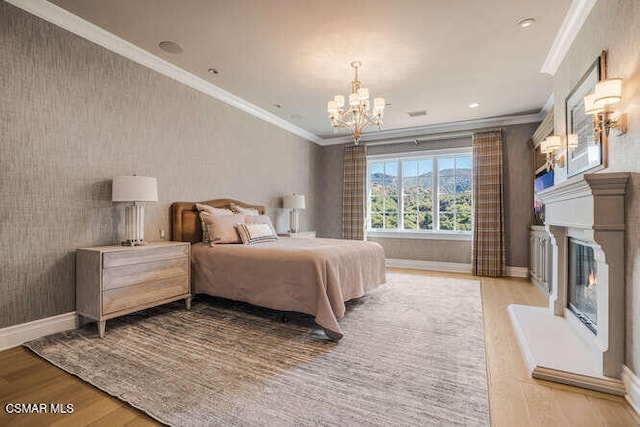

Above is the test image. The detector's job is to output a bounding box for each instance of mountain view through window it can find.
[368,153,472,232]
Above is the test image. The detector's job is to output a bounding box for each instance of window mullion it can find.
[366,162,371,230]
[398,160,403,230]
[453,157,457,231]
[433,157,439,232]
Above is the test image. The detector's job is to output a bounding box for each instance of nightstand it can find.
[278,231,317,239]
[76,241,190,337]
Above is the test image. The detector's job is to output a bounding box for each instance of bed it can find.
[171,199,386,340]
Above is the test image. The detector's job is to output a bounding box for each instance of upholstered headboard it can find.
[170,199,266,243]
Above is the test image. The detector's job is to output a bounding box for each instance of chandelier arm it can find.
[331,116,356,130]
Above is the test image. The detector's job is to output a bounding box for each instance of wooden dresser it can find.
[76,241,191,337]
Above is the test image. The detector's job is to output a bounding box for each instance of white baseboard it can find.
[623,365,640,416]
[506,266,530,278]
[386,258,529,278]
[386,258,471,273]
[0,312,77,351]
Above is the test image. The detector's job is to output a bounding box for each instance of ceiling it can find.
[49,0,572,142]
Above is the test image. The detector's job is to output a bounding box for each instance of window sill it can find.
[366,230,472,241]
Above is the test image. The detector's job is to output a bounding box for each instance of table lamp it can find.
[112,175,158,245]
[283,194,305,234]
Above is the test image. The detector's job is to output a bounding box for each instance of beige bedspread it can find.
[191,237,386,340]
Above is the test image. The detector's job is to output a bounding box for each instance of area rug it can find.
[25,272,489,426]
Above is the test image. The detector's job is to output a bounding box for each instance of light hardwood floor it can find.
[1,269,637,426]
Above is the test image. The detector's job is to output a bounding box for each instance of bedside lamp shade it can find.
[283,194,305,210]
[112,176,158,202]
[283,194,305,234]
[112,176,158,246]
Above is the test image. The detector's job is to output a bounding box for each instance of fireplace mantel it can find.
[539,172,629,231]
[509,172,629,395]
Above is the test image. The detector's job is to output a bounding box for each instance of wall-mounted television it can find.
[533,169,554,225]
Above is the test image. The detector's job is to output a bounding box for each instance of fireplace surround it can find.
[509,172,629,395]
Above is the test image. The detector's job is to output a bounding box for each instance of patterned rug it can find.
[25,272,489,426]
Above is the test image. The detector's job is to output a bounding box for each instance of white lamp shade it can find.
[593,78,622,107]
[112,176,158,202]
[546,135,562,151]
[334,95,345,107]
[539,138,550,154]
[584,92,603,114]
[567,134,579,150]
[283,194,305,209]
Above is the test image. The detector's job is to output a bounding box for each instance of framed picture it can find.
[565,56,605,177]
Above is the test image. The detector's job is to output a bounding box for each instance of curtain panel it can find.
[471,130,506,277]
[342,145,367,240]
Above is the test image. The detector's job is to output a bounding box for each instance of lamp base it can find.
[123,203,146,246]
[289,209,299,234]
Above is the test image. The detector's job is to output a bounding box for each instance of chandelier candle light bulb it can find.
[327,61,386,144]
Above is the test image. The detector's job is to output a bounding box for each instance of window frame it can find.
[366,147,473,240]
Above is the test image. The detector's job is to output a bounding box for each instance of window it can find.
[367,149,473,236]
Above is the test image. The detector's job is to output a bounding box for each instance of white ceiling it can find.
[49,0,572,141]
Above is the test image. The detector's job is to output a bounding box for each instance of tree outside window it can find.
[367,152,472,233]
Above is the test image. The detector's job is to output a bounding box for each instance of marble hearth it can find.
[509,172,629,395]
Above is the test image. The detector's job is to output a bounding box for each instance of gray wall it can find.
[318,124,537,268]
[0,3,320,328]
[550,0,640,374]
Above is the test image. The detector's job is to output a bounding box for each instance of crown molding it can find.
[8,0,552,148]
[318,113,544,146]
[541,0,597,75]
[7,0,323,144]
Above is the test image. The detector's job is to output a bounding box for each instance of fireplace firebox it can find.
[568,239,597,333]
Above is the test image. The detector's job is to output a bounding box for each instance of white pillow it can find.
[195,203,233,216]
[236,223,278,245]
[230,204,261,216]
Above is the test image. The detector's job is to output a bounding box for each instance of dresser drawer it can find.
[102,275,188,315]
[103,258,188,290]
[103,244,188,268]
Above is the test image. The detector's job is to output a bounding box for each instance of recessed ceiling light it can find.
[273,104,282,109]
[518,18,535,28]
[407,110,427,117]
[207,67,219,75]
[468,102,480,108]
[158,40,183,54]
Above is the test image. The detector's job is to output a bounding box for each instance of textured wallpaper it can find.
[0,2,320,328]
[551,0,640,373]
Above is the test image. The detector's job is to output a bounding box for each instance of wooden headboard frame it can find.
[170,199,266,243]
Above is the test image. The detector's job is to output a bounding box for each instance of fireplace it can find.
[568,239,597,334]
[508,172,629,395]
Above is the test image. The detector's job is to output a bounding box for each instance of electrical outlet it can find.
[160,229,166,239]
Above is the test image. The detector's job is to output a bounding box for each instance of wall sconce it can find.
[567,134,579,152]
[584,78,627,138]
[540,135,564,170]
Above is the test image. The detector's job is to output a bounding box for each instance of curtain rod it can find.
[362,125,504,147]
[364,131,473,147]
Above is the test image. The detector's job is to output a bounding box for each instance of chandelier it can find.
[327,61,385,145]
